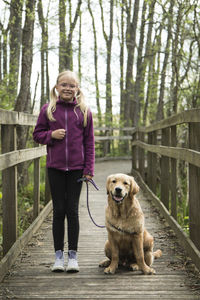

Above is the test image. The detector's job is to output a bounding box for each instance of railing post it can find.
[147,132,157,192]
[188,123,200,250]
[1,125,17,255]
[147,132,153,189]
[138,131,145,179]
[170,125,177,220]
[45,163,51,205]
[151,131,157,194]
[33,143,40,219]
[132,130,138,171]
[161,128,170,209]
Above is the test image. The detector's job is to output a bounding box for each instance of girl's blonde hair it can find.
[47,70,88,127]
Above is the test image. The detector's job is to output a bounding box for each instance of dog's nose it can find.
[115,187,122,194]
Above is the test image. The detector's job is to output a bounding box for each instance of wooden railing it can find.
[0,109,47,256]
[132,108,200,270]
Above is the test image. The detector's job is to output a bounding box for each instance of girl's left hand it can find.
[83,174,93,181]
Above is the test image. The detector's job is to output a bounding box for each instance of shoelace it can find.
[77,177,105,228]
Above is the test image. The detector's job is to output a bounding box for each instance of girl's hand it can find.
[83,174,93,181]
[51,129,66,140]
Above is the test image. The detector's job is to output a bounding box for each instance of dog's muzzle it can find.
[111,187,127,204]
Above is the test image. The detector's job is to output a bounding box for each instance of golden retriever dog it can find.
[99,173,162,275]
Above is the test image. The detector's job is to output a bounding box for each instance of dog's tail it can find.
[153,249,162,259]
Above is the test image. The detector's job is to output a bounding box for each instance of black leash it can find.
[77,177,105,228]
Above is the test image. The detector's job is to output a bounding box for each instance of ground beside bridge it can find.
[0,160,200,299]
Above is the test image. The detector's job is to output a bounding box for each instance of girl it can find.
[33,70,95,272]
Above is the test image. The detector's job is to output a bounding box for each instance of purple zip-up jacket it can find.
[33,98,95,176]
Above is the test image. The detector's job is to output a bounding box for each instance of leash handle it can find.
[77,177,99,190]
[77,177,105,229]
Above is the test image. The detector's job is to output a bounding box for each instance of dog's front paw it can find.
[143,266,156,275]
[99,259,110,268]
[130,263,139,271]
[104,266,116,274]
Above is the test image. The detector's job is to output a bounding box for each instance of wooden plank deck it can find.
[1,160,200,300]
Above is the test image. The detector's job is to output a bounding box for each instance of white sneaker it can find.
[51,250,64,272]
[66,250,79,273]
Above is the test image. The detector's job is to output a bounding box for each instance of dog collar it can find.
[107,221,137,235]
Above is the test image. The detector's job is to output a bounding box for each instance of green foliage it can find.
[17,182,45,237]
[0,77,13,110]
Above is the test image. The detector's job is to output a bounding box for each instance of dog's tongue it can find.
[113,195,123,202]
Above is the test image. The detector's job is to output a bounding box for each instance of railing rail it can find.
[132,108,200,270]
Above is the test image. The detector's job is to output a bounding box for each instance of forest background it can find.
[1,0,200,127]
[0,0,200,253]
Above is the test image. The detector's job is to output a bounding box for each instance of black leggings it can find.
[48,168,83,252]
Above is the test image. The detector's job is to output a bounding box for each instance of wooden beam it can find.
[161,128,170,210]
[132,141,200,168]
[188,123,200,251]
[0,109,38,125]
[134,109,200,133]
[138,131,145,179]
[0,146,47,171]
[33,144,40,219]
[0,110,18,124]
[94,127,135,131]
[151,131,157,195]
[147,133,153,190]
[18,112,38,125]
[170,126,177,220]
[95,136,132,141]
[1,125,17,255]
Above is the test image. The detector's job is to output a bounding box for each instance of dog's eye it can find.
[112,180,116,183]
[124,181,128,185]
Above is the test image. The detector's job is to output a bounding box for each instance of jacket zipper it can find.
[65,109,69,170]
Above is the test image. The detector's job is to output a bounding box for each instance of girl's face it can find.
[56,75,78,102]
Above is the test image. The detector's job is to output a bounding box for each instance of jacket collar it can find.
[57,96,77,106]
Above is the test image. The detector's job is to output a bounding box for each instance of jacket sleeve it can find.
[33,104,54,146]
[83,109,95,176]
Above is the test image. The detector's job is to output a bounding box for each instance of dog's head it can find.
[106,173,139,205]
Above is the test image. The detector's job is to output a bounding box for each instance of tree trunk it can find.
[78,12,82,81]
[38,0,50,108]
[15,0,36,113]
[3,28,8,79]
[124,0,140,127]
[88,0,102,128]
[156,0,174,121]
[8,0,23,105]
[119,1,125,123]
[143,25,162,125]
[59,0,67,72]
[14,0,36,187]
[99,0,114,155]
[59,0,82,71]
[133,0,147,126]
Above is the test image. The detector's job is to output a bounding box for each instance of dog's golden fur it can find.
[99,173,162,275]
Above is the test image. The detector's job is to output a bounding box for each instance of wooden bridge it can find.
[0,108,200,299]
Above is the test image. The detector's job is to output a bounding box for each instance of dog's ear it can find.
[130,176,139,195]
[106,175,113,195]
